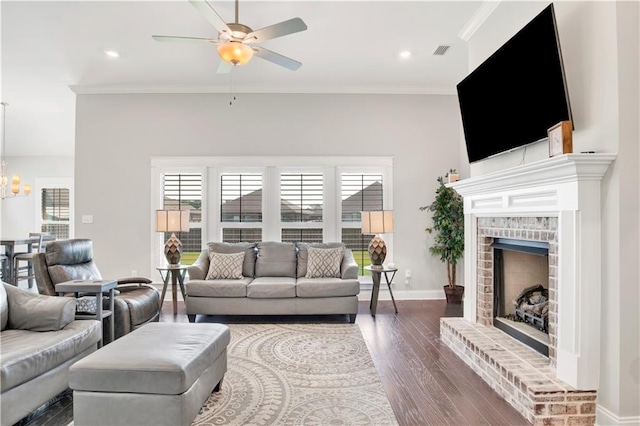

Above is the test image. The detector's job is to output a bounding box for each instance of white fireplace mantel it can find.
[450,153,616,390]
[451,153,617,197]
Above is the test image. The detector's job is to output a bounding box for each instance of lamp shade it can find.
[156,210,190,233]
[361,210,394,234]
[217,41,254,66]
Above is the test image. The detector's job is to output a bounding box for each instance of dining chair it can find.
[13,233,49,288]
[0,254,8,282]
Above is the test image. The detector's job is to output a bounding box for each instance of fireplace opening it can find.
[492,238,549,356]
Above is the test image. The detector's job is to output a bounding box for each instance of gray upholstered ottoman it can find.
[69,323,230,426]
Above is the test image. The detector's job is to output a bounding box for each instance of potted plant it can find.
[420,170,465,304]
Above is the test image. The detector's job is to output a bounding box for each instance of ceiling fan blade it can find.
[188,0,232,36]
[217,61,233,74]
[245,18,307,43]
[252,46,302,71]
[152,35,219,44]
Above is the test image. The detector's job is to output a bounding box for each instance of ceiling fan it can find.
[153,0,307,73]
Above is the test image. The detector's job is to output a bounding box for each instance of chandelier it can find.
[1,102,30,199]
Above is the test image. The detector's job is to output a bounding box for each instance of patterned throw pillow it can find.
[206,252,245,280]
[305,247,344,278]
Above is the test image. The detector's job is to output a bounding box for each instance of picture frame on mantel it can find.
[548,120,573,157]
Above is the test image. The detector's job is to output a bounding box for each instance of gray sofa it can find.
[0,282,102,426]
[186,242,360,322]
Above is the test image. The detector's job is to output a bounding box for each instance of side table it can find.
[55,279,117,347]
[157,265,188,315]
[364,265,398,316]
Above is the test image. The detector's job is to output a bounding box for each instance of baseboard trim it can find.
[358,289,445,301]
[597,405,640,425]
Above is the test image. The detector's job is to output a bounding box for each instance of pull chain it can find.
[229,71,237,106]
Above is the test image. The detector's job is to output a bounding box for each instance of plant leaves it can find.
[419,173,464,287]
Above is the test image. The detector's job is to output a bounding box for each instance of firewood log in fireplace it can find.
[511,284,549,331]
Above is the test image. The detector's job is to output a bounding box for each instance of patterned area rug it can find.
[194,323,398,425]
[20,323,397,426]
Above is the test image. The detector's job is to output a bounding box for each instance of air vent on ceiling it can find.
[433,45,451,56]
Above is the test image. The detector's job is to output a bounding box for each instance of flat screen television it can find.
[457,4,573,163]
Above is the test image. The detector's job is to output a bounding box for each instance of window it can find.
[281,173,323,242]
[222,228,262,243]
[151,157,392,278]
[281,229,323,243]
[162,173,202,264]
[220,173,263,243]
[41,188,70,239]
[341,173,384,275]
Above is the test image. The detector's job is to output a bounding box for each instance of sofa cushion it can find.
[187,278,252,298]
[208,242,256,278]
[296,242,345,278]
[296,278,361,298]
[255,242,297,278]
[0,283,7,331]
[247,277,296,298]
[0,320,102,392]
[206,252,245,280]
[4,284,77,332]
[305,247,344,278]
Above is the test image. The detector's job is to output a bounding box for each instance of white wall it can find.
[1,156,73,236]
[74,93,461,296]
[463,1,639,423]
[615,1,639,420]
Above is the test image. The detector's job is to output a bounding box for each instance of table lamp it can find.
[156,210,190,265]
[361,210,394,268]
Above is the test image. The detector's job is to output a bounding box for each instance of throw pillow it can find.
[296,242,346,278]
[206,251,245,280]
[305,247,344,278]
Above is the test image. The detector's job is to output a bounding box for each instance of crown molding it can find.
[458,0,502,41]
[68,84,456,96]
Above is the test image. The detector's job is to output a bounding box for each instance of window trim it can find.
[34,177,74,240]
[218,168,265,243]
[337,167,393,280]
[279,170,325,246]
[150,157,392,278]
[150,166,207,272]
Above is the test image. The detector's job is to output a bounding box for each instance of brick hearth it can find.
[441,318,597,425]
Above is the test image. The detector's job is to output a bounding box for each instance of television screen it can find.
[457,4,572,163]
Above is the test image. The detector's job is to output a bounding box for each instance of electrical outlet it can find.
[81,215,93,224]
[131,270,137,277]
[405,269,412,278]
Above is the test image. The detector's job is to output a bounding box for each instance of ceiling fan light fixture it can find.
[217,41,253,65]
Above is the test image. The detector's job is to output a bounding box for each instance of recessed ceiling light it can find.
[104,50,119,58]
[399,50,412,59]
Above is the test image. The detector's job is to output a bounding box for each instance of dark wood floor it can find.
[160,299,529,426]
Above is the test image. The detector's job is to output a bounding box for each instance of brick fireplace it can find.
[439,154,615,425]
[477,216,557,359]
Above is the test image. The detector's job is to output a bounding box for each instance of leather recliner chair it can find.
[34,239,161,340]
